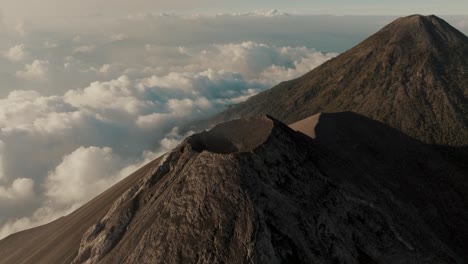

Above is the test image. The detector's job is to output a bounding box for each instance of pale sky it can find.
[0,0,467,22]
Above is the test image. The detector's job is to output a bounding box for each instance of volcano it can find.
[1,114,467,264]
[209,15,468,146]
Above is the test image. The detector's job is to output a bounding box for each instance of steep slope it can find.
[2,114,466,264]
[208,15,468,146]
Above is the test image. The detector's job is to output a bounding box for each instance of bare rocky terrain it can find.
[207,15,468,146]
[0,14,467,264]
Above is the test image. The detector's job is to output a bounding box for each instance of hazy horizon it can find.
[1,0,468,22]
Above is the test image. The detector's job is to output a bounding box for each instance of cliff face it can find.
[208,15,468,146]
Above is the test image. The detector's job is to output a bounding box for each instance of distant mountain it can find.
[208,15,468,146]
[1,113,466,264]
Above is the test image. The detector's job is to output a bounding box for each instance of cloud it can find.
[13,20,27,36]
[16,60,50,81]
[0,178,34,201]
[0,141,5,181]
[0,201,77,240]
[73,45,96,54]
[455,19,468,29]
[0,10,348,239]
[0,10,466,241]
[99,64,111,73]
[43,40,59,49]
[110,33,127,42]
[224,9,291,17]
[224,42,336,81]
[0,41,335,238]
[64,75,151,118]
[45,146,124,205]
[3,44,28,62]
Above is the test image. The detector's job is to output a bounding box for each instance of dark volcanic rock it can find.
[207,15,468,146]
[3,114,466,264]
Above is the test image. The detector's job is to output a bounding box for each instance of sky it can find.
[0,0,467,20]
[0,2,467,239]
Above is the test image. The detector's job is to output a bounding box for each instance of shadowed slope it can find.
[291,112,468,261]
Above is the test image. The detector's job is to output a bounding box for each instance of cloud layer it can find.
[0,13,338,238]
[1,9,467,240]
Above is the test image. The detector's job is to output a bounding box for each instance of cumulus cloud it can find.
[0,178,34,201]
[3,44,28,62]
[64,76,150,117]
[45,146,124,205]
[16,60,49,80]
[0,41,335,238]
[198,42,337,82]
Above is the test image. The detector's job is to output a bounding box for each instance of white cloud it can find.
[43,40,58,48]
[16,60,50,81]
[110,33,127,42]
[45,146,124,205]
[64,76,154,120]
[99,64,111,73]
[0,126,190,239]
[3,44,28,62]
[0,202,77,240]
[0,11,347,239]
[226,9,291,17]
[0,178,34,201]
[0,90,72,130]
[0,40,335,238]
[183,42,336,82]
[73,45,96,54]
[13,20,27,36]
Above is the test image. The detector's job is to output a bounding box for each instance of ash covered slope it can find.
[209,15,468,146]
[3,114,465,264]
